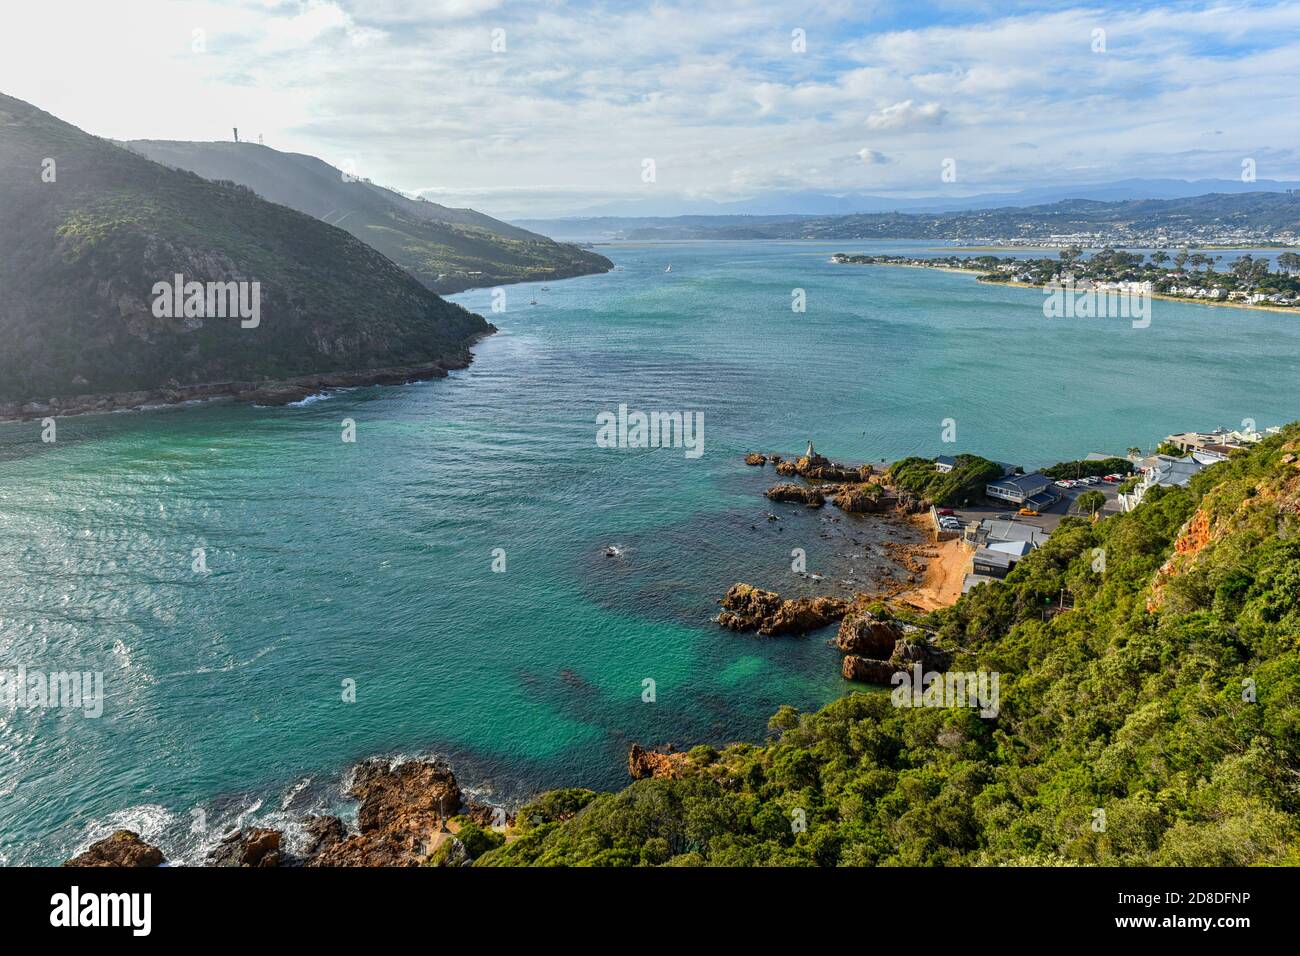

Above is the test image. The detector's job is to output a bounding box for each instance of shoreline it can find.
[842,260,1300,314]
[432,259,615,296]
[0,328,497,425]
[1,248,614,426]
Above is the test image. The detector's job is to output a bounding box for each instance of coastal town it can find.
[730,423,1281,684]
[831,248,1300,309]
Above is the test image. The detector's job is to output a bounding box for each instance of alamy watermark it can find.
[1043,278,1150,329]
[596,404,704,459]
[891,664,999,718]
[1,667,104,718]
[151,274,261,328]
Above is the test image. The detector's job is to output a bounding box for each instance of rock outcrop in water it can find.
[628,744,689,780]
[838,607,953,684]
[63,830,165,867]
[770,444,871,483]
[765,483,826,507]
[65,756,514,868]
[309,758,463,867]
[831,482,890,513]
[717,583,848,636]
[209,827,283,867]
[835,610,905,657]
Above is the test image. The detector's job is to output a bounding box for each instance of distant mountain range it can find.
[125,140,611,294]
[517,177,1300,233]
[0,92,492,407]
[518,192,1300,243]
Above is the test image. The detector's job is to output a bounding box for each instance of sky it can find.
[2,0,1298,218]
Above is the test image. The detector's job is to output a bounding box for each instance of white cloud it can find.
[857,147,891,164]
[0,0,1296,217]
[865,100,947,131]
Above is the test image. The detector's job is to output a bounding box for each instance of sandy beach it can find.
[896,535,968,612]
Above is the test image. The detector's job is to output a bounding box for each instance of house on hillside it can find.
[1119,452,1218,512]
[965,518,1051,551]
[986,472,1057,509]
[935,455,957,473]
[972,540,1034,579]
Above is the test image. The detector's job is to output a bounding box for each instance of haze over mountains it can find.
[126,140,612,294]
[518,191,1300,243]
[0,92,492,408]
[515,177,1300,225]
[517,180,1300,240]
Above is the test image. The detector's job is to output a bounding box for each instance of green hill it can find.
[0,93,493,407]
[125,139,613,294]
[479,426,1300,866]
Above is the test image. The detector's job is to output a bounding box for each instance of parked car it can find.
[1054,480,1072,488]
[937,508,955,516]
[1018,507,1040,517]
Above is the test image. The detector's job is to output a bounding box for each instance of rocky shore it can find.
[717,583,848,636]
[835,607,951,683]
[63,755,511,868]
[0,330,495,424]
[728,443,959,683]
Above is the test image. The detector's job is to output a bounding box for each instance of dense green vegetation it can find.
[1075,489,1106,515]
[0,93,492,404]
[1043,457,1134,479]
[480,426,1300,866]
[126,140,612,294]
[889,454,1005,506]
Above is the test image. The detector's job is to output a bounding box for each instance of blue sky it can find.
[3,0,1298,217]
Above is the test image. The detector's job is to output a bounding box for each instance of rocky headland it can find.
[0,330,494,423]
[729,443,960,681]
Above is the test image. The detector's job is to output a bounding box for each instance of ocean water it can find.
[1,240,1297,865]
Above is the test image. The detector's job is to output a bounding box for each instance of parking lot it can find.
[934,474,1125,538]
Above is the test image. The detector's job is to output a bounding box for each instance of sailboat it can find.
[664,264,672,273]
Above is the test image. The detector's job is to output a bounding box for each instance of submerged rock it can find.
[63,830,165,867]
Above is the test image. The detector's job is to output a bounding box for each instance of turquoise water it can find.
[1,240,1297,864]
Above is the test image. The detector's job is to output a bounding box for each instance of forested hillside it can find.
[126,140,613,294]
[0,93,492,405]
[480,426,1300,866]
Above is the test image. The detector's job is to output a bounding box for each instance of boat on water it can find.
[664,264,672,273]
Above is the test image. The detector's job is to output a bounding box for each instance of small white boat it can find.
[664,264,672,273]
